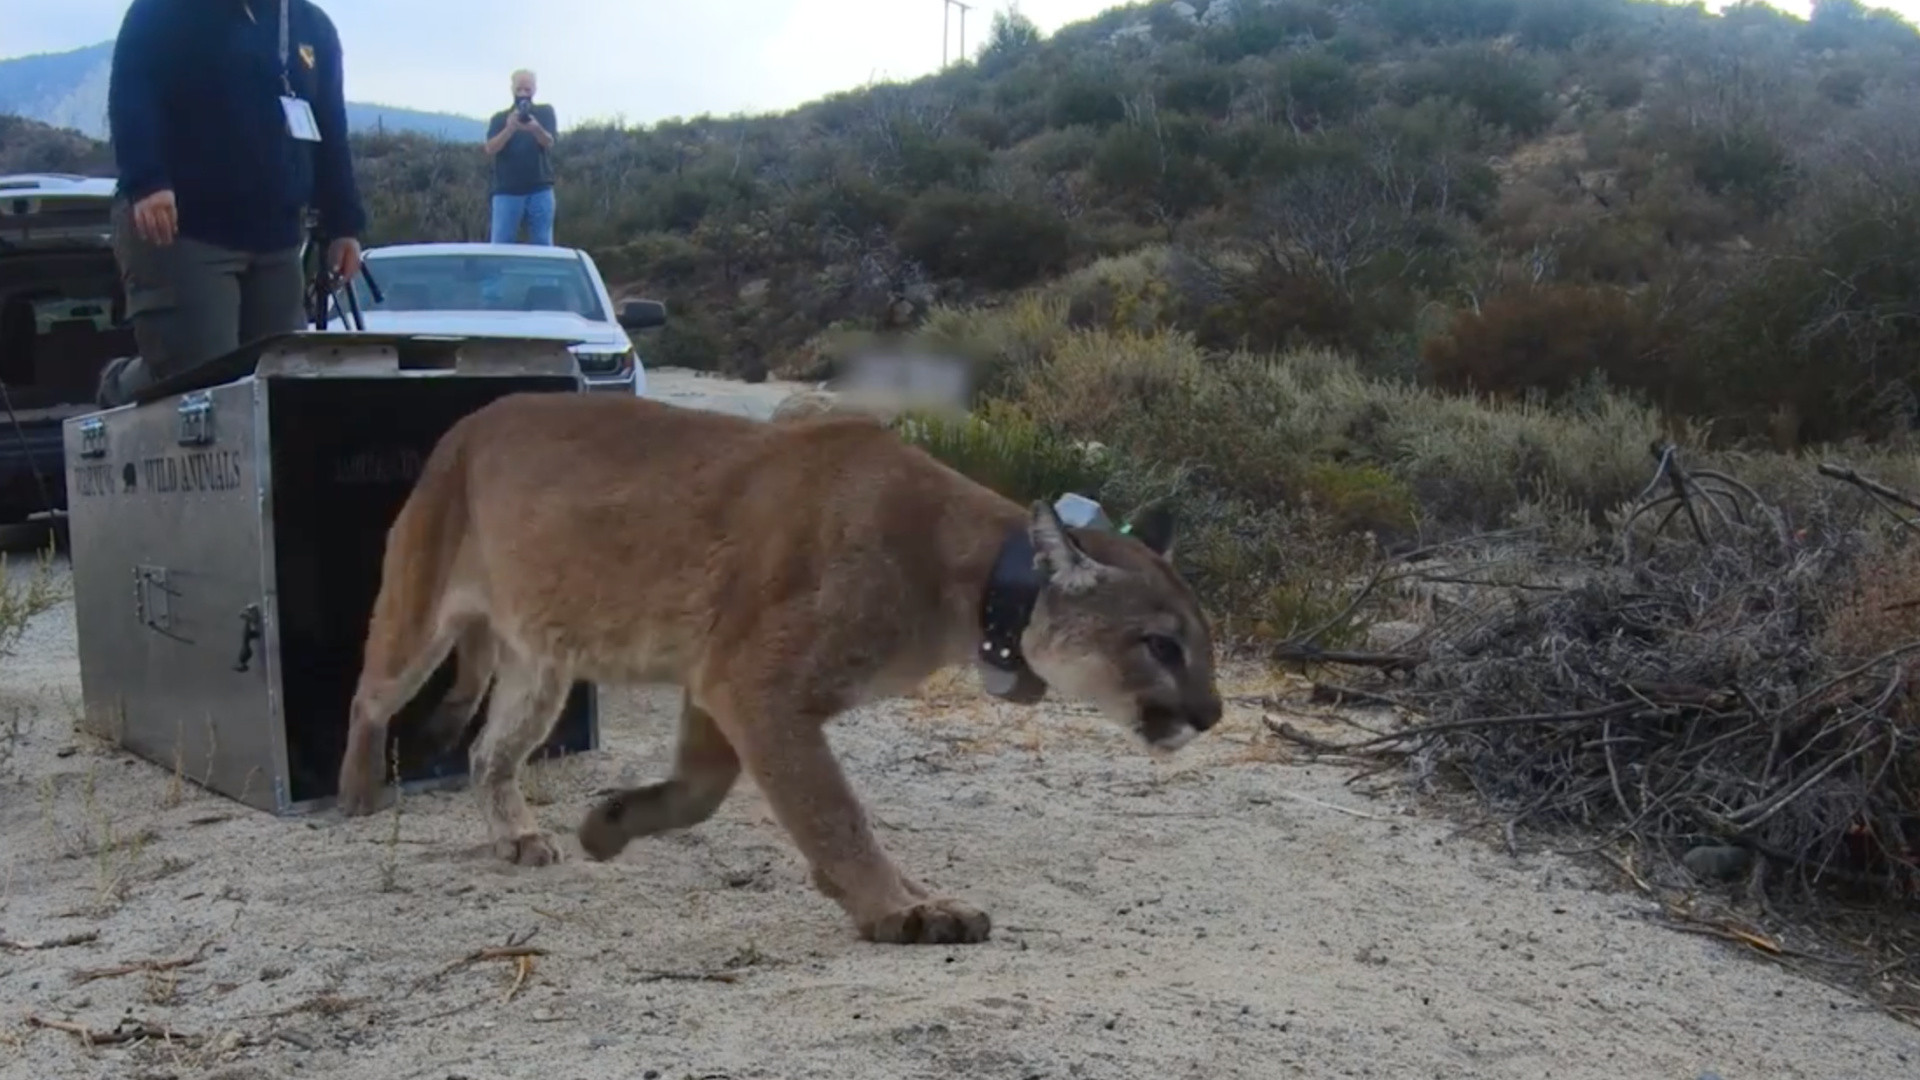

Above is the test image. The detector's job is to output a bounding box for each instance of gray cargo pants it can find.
[96,198,307,408]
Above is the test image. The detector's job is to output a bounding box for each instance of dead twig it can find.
[1263,716,1410,757]
[26,1015,198,1048]
[1275,701,1651,753]
[439,944,548,977]
[505,953,535,1003]
[630,969,741,984]
[1308,682,1408,709]
[70,941,210,985]
[1,930,99,952]
[1270,790,1397,823]
[1820,461,1920,517]
[1269,645,1422,672]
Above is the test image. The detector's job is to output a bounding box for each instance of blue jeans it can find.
[489,188,555,244]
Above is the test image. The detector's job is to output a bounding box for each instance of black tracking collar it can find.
[979,525,1042,676]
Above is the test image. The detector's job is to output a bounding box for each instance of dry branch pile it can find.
[1278,445,1920,911]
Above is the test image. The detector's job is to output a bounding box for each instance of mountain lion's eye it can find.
[1143,633,1185,669]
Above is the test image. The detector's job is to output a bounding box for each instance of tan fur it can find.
[336,392,1221,945]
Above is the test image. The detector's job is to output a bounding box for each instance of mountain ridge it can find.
[0,40,489,143]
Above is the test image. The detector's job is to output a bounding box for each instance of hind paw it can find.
[494,832,563,867]
[576,797,634,862]
[861,897,992,945]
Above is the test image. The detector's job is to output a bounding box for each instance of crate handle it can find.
[78,417,108,459]
[176,392,214,447]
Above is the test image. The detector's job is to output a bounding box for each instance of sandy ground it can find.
[2,374,1916,1080]
[643,367,815,419]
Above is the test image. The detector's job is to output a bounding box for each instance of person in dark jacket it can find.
[96,0,368,407]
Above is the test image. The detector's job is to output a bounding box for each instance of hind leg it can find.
[339,616,467,817]
[425,621,499,754]
[469,652,573,866]
[577,689,741,861]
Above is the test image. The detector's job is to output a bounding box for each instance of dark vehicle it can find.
[0,173,128,525]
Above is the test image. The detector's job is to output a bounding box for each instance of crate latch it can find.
[176,392,214,447]
[78,417,108,459]
[133,565,174,632]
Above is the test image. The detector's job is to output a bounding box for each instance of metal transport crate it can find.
[61,331,599,814]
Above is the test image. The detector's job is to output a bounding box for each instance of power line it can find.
[942,0,974,68]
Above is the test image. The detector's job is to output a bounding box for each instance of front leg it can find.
[723,704,989,945]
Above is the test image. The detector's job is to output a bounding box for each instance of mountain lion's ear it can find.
[1029,500,1100,592]
[1123,501,1177,558]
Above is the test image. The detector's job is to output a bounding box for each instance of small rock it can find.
[1365,620,1423,653]
[200,1067,282,1080]
[1698,1073,1725,1080]
[588,1035,615,1050]
[532,1007,556,1022]
[1682,846,1752,882]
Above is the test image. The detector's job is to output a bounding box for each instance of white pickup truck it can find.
[321,240,666,396]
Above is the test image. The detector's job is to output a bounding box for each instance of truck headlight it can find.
[574,348,634,376]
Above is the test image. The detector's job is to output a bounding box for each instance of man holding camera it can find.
[484,69,559,245]
[96,0,366,408]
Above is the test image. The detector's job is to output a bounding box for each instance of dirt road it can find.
[0,372,1914,1079]
[644,366,812,419]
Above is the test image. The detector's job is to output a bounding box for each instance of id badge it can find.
[281,95,321,142]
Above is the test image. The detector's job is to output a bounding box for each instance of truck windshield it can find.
[350,253,605,321]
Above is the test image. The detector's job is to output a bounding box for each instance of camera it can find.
[514,98,532,119]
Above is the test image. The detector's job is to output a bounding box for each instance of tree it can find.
[978,4,1044,76]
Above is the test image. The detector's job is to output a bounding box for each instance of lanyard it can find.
[278,0,293,96]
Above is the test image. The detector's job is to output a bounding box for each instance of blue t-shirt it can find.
[487,103,558,197]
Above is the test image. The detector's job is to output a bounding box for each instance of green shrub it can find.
[1421,284,1664,402]
[1161,66,1236,118]
[1048,66,1131,129]
[894,399,1110,506]
[1370,0,1519,43]
[1683,123,1796,217]
[1515,0,1625,50]
[1197,0,1339,62]
[1088,119,1223,218]
[0,540,65,665]
[894,188,1073,289]
[1817,68,1869,107]
[1294,461,1421,539]
[1393,45,1555,137]
[1271,52,1367,129]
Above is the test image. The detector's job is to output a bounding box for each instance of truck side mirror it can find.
[618,299,667,331]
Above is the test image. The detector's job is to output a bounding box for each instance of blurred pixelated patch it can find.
[832,345,977,418]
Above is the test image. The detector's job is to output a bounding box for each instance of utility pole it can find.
[942,0,973,67]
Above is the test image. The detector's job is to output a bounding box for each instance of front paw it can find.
[862,898,992,945]
[335,783,390,818]
[494,832,563,867]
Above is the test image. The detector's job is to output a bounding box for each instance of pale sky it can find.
[3,1,1917,127]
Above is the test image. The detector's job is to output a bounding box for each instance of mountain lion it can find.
[335,392,1222,945]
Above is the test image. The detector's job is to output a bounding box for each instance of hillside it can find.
[0,41,489,142]
[352,1,1920,442]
